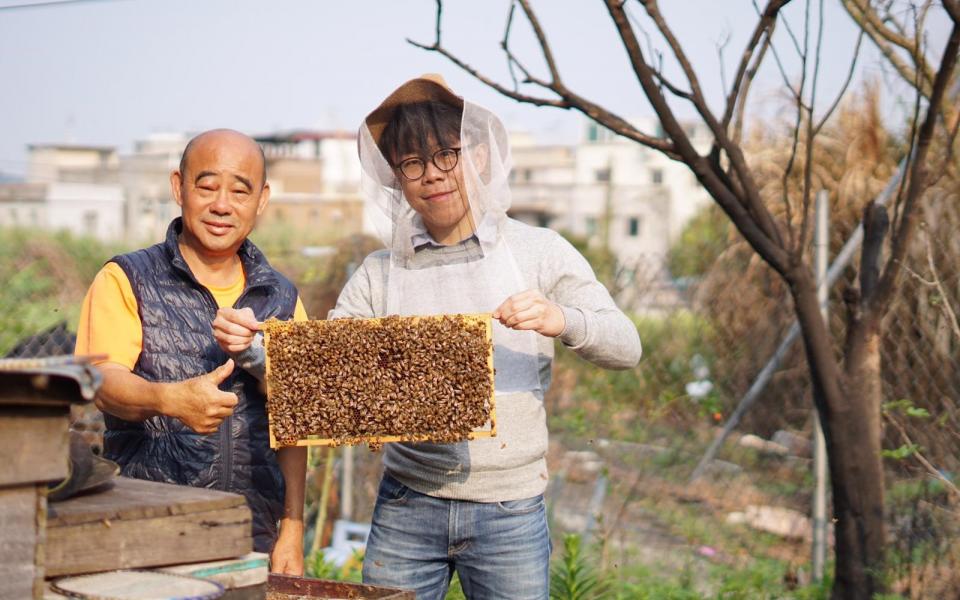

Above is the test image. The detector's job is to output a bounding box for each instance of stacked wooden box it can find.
[0,361,98,599]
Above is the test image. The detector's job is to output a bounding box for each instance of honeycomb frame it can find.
[263,313,496,449]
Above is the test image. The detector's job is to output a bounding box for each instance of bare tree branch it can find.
[886,414,960,501]
[722,0,790,132]
[872,18,960,312]
[608,2,791,269]
[890,12,930,242]
[900,225,960,341]
[732,31,774,145]
[752,0,805,102]
[502,1,522,91]
[945,0,960,22]
[929,100,960,184]
[633,0,787,251]
[408,36,569,108]
[777,0,806,57]
[407,0,681,159]
[515,0,561,84]
[795,0,827,259]
[624,8,695,101]
[814,27,865,133]
[840,0,936,97]
[778,0,815,256]
[717,27,732,94]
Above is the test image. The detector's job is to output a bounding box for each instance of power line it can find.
[0,0,129,11]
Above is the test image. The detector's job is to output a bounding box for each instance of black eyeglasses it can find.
[395,148,462,181]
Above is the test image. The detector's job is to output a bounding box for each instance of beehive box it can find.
[263,314,495,449]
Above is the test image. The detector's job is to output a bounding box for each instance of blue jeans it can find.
[362,473,551,600]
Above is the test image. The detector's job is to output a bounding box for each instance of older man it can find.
[75,129,306,574]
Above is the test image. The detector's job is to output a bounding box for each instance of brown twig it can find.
[778,0,813,257]
[839,0,936,98]
[732,31,774,146]
[722,0,789,132]
[900,225,960,341]
[886,414,960,501]
[795,0,826,260]
[605,0,790,271]
[407,0,680,157]
[872,19,960,312]
[813,27,865,134]
[637,0,787,250]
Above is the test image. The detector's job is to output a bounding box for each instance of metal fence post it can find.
[812,190,829,581]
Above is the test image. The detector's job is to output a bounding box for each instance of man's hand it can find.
[162,359,239,434]
[493,289,566,338]
[212,307,262,354]
[270,519,305,576]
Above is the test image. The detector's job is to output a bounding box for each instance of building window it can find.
[587,123,599,142]
[537,213,550,228]
[627,217,641,237]
[652,169,663,185]
[83,211,98,237]
[585,217,597,236]
[523,169,533,182]
[595,168,611,183]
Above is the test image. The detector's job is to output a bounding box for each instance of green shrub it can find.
[0,227,128,354]
[550,534,610,600]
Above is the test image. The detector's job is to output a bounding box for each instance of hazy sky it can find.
[0,0,944,176]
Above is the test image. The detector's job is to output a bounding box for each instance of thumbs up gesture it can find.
[164,359,240,434]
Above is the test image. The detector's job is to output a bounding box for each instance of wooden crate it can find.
[0,406,70,488]
[264,314,496,449]
[0,485,46,599]
[45,477,252,577]
[0,360,98,599]
[267,573,415,599]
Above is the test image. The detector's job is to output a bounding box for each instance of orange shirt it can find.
[75,262,307,369]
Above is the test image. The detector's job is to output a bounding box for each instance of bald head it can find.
[179,129,267,189]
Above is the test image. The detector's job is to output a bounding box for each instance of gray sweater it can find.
[328,218,641,502]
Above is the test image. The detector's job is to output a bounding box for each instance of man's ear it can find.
[256,182,271,217]
[170,170,185,208]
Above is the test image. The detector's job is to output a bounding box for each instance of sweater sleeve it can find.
[542,233,642,370]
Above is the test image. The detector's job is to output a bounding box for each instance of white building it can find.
[510,117,712,275]
[0,145,126,241]
[120,133,188,242]
[254,131,366,240]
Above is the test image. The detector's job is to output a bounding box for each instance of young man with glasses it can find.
[341,76,641,599]
[75,129,307,574]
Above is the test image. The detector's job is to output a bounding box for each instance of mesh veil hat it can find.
[364,74,464,148]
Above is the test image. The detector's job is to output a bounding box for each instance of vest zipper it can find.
[195,285,233,492]
[220,413,232,491]
[217,283,268,492]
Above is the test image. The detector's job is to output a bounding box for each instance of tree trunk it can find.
[832,318,887,599]
[789,272,887,599]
